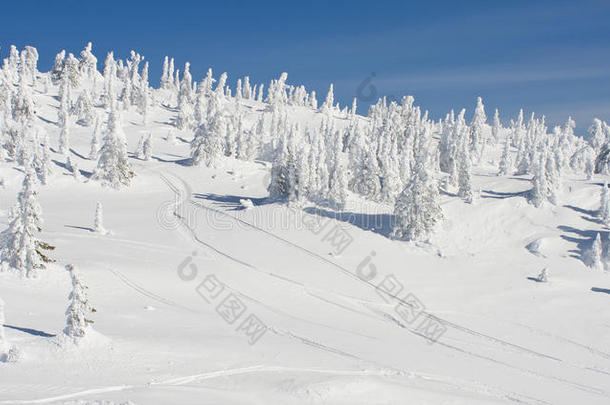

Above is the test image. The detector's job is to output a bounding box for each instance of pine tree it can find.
[64,264,95,339]
[94,202,106,234]
[0,167,54,278]
[91,109,134,188]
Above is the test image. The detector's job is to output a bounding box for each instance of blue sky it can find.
[2,0,609,132]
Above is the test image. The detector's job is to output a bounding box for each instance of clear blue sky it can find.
[2,0,609,132]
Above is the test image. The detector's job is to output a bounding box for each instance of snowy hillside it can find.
[0,43,609,405]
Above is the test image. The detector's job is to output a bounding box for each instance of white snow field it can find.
[0,46,609,405]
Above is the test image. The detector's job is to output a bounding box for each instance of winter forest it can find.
[0,42,609,404]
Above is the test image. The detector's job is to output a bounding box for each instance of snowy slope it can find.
[0,72,609,405]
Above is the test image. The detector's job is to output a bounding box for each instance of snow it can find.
[0,71,609,405]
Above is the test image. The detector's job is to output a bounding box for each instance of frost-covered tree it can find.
[320,83,334,113]
[599,183,610,225]
[33,133,52,185]
[91,109,134,188]
[51,50,66,84]
[73,90,95,126]
[588,118,607,153]
[89,114,101,160]
[529,150,559,207]
[470,96,486,160]
[71,159,83,181]
[328,159,348,210]
[191,94,225,167]
[0,167,54,278]
[94,202,106,234]
[457,126,473,203]
[64,264,95,339]
[135,135,145,159]
[142,133,152,161]
[492,108,501,143]
[586,232,604,270]
[78,42,97,81]
[498,135,512,176]
[391,127,442,241]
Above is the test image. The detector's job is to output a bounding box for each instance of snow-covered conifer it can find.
[91,109,134,188]
[492,108,501,143]
[498,135,512,176]
[0,167,54,278]
[321,84,334,113]
[599,183,610,225]
[470,96,486,160]
[64,264,95,339]
[89,114,101,160]
[143,133,152,161]
[94,202,106,234]
[587,232,604,270]
[190,94,225,167]
[457,126,473,203]
[391,127,442,241]
[73,90,95,126]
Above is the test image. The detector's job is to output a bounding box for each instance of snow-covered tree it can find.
[470,96,486,160]
[89,114,101,160]
[0,167,54,278]
[599,183,610,225]
[586,232,604,270]
[64,264,95,339]
[94,202,106,234]
[457,126,473,203]
[492,108,501,143]
[73,90,95,126]
[320,83,334,113]
[33,133,52,185]
[190,94,225,167]
[391,127,443,241]
[71,159,83,181]
[588,118,607,153]
[498,135,512,176]
[91,109,134,188]
[142,133,152,161]
[78,42,97,81]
